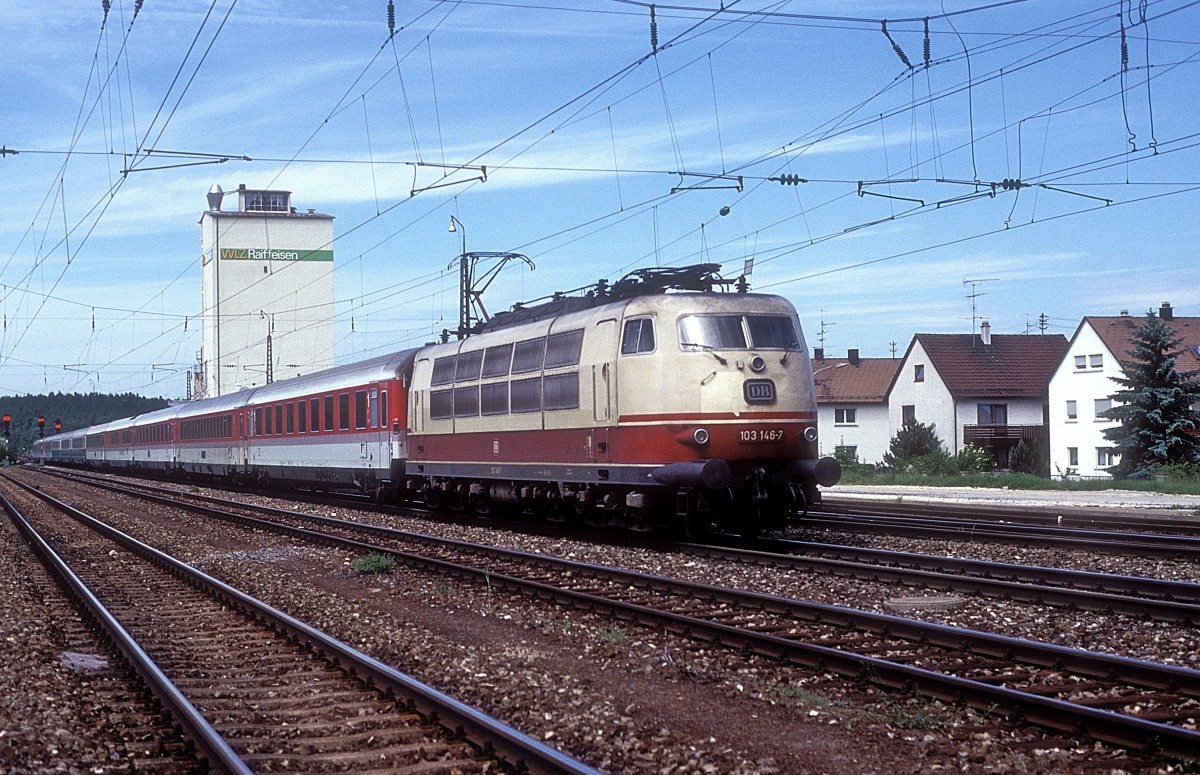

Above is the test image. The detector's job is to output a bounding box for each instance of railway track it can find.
[820,495,1200,534]
[0,474,599,774]
[22,469,1200,760]
[44,468,1200,625]
[803,510,1200,558]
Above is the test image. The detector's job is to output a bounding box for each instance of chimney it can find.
[1120,309,1129,317]
[1160,302,1174,321]
[847,348,860,365]
[206,184,224,211]
[980,320,992,346]
[813,347,824,361]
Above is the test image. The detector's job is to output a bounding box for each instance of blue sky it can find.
[2,0,1198,398]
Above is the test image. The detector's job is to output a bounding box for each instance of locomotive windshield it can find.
[677,314,798,351]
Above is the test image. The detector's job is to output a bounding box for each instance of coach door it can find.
[591,319,617,424]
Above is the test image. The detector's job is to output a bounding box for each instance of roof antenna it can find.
[963,278,998,344]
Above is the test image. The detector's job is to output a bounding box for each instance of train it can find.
[32,264,840,536]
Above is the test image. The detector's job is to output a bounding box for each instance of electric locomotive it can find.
[404,264,839,535]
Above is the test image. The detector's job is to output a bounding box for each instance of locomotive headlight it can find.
[749,355,766,373]
[803,426,818,442]
[693,428,710,445]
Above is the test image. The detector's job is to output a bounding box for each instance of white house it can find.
[812,349,900,465]
[1047,304,1200,478]
[888,324,1068,466]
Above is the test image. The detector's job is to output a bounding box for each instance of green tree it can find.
[1101,313,1200,478]
[1009,437,1049,478]
[882,421,950,472]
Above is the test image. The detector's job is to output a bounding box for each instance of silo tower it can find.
[198,184,335,397]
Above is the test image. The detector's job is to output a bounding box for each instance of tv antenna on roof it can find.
[963,278,999,335]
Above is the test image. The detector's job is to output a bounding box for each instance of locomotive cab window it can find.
[746,316,799,348]
[678,315,746,350]
[621,318,655,355]
[678,314,798,351]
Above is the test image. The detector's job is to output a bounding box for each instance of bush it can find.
[1009,437,1049,478]
[956,444,994,473]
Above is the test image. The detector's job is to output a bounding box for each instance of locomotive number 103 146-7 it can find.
[738,427,785,443]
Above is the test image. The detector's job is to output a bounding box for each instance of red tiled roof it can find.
[910,333,1069,398]
[1083,315,1200,372]
[812,358,901,403]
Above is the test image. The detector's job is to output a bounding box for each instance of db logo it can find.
[743,379,776,404]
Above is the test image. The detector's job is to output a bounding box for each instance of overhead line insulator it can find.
[770,174,806,186]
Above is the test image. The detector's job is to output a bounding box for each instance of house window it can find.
[1075,355,1086,369]
[1089,354,1103,368]
[902,405,916,425]
[1097,447,1117,467]
[1094,398,1112,418]
[977,404,1008,425]
[913,364,925,382]
[834,407,857,424]
[1068,447,1079,466]
[1066,400,1077,420]
[834,445,857,461]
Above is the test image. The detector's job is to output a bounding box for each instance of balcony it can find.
[963,424,1048,447]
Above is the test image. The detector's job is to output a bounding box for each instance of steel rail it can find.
[37,472,1200,759]
[3,474,601,775]
[0,488,253,775]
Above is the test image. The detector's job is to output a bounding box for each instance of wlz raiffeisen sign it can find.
[219,247,333,261]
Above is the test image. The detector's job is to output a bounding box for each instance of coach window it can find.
[512,337,546,374]
[369,388,379,428]
[298,400,307,433]
[263,407,273,436]
[482,343,513,377]
[511,377,542,413]
[453,386,480,417]
[431,356,457,386]
[338,393,351,431]
[621,318,655,355]
[543,372,579,410]
[324,395,335,431]
[275,405,284,435]
[354,390,368,429]
[286,403,295,434]
[545,330,584,368]
[480,382,508,415]
[380,390,389,428]
[430,390,454,420]
[456,350,484,382]
[311,398,321,433]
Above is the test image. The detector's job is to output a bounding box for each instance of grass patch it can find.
[600,626,628,644]
[839,468,1200,495]
[352,553,396,575]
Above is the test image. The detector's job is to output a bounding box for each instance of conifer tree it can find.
[1100,313,1200,478]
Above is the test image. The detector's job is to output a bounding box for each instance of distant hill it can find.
[1,392,170,455]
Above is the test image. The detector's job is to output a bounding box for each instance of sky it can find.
[2,0,1199,399]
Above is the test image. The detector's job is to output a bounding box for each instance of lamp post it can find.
[812,361,846,385]
[448,216,469,339]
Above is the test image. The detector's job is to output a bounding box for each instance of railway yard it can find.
[4,468,1200,773]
